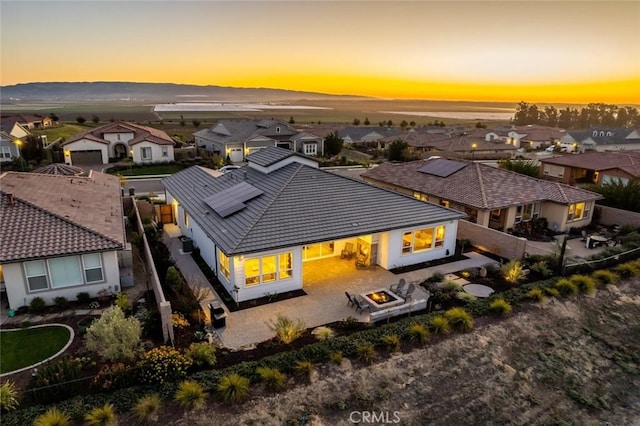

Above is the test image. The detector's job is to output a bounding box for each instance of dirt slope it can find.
[176,279,640,425]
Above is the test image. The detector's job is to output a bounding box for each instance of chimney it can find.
[7,193,14,206]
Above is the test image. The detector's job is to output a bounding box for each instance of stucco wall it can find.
[64,139,109,164]
[3,251,120,310]
[458,220,527,260]
[131,141,174,164]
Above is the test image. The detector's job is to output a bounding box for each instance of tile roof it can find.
[338,126,404,141]
[193,119,301,145]
[61,121,174,147]
[568,128,640,145]
[362,159,602,210]
[32,164,85,176]
[540,151,640,174]
[245,147,298,167]
[384,133,517,152]
[0,171,125,263]
[163,162,464,256]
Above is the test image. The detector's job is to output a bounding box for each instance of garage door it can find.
[70,150,103,165]
[229,148,243,162]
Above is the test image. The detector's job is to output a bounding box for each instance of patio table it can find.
[462,284,495,298]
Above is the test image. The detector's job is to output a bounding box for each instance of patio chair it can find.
[341,242,356,259]
[398,283,416,302]
[345,291,355,307]
[390,278,406,294]
[353,295,370,313]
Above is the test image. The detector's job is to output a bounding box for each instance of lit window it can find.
[402,232,413,254]
[490,209,502,221]
[567,202,586,221]
[413,192,428,202]
[435,226,446,247]
[402,227,444,255]
[184,210,189,228]
[82,253,104,283]
[219,250,230,281]
[245,252,293,286]
[279,253,292,279]
[245,258,260,286]
[302,242,334,260]
[414,229,433,251]
[25,260,48,291]
[440,200,450,208]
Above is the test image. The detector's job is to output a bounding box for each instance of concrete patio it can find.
[162,225,498,349]
[525,236,611,260]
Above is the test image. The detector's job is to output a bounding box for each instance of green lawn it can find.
[0,326,72,374]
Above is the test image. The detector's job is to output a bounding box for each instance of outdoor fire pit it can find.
[361,288,405,309]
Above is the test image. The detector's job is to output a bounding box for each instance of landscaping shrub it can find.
[526,287,546,303]
[33,407,71,426]
[406,323,430,344]
[270,315,306,344]
[27,356,89,404]
[174,380,208,410]
[114,292,132,315]
[426,271,444,283]
[138,346,192,385]
[53,297,70,310]
[489,298,512,317]
[85,306,141,362]
[29,297,46,313]
[330,351,343,365]
[185,342,216,369]
[442,280,463,292]
[132,394,161,424]
[614,261,640,278]
[569,275,597,295]
[530,260,552,278]
[555,278,578,297]
[545,287,560,297]
[172,312,190,329]
[429,315,450,334]
[292,360,315,381]
[501,260,526,284]
[311,326,335,341]
[0,380,19,412]
[216,373,250,403]
[91,363,136,392]
[380,334,401,353]
[256,366,287,391]
[355,342,376,364]
[84,403,117,426]
[456,292,477,303]
[165,266,181,291]
[591,270,619,286]
[76,292,91,304]
[444,308,474,332]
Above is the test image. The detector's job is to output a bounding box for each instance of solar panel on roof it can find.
[418,159,467,177]
[203,181,263,218]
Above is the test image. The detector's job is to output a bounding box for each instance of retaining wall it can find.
[458,220,527,260]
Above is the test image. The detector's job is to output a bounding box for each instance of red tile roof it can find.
[540,151,640,175]
[61,121,174,147]
[0,171,125,262]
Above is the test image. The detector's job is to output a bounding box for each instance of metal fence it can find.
[564,246,640,275]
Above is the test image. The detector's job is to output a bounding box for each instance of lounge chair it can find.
[345,291,355,307]
[341,242,356,259]
[353,295,370,313]
[398,283,416,301]
[390,278,406,294]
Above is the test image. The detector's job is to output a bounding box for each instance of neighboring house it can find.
[467,125,565,149]
[381,133,516,159]
[560,127,640,152]
[0,171,127,310]
[0,120,31,140]
[61,121,175,165]
[539,151,640,185]
[0,114,53,130]
[194,119,324,162]
[362,157,602,233]
[0,131,22,163]
[162,147,463,303]
[338,126,404,145]
[32,163,85,176]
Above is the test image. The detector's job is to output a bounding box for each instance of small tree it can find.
[501,260,526,285]
[323,131,344,157]
[498,159,539,177]
[352,118,360,125]
[76,116,86,124]
[180,120,186,127]
[409,120,416,127]
[475,122,487,129]
[288,116,295,124]
[400,120,408,129]
[387,139,410,161]
[386,119,393,126]
[364,117,370,125]
[84,306,142,362]
[91,115,100,124]
[192,120,201,128]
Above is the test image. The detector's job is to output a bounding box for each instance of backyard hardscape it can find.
[161,228,499,349]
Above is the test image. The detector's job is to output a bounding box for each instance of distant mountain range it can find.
[0,82,366,102]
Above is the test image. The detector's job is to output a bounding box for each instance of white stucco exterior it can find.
[131,141,175,164]
[2,251,120,310]
[63,139,110,164]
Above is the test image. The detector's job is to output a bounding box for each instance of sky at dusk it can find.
[1,1,639,103]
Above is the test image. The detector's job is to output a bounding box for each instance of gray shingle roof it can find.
[163,163,464,256]
[0,171,125,263]
[568,128,640,145]
[362,160,602,210]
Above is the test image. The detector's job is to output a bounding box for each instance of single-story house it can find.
[539,151,640,185]
[0,114,53,130]
[0,131,22,163]
[0,171,127,310]
[362,157,603,233]
[194,119,324,162]
[338,126,404,144]
[162,147,464,303]
[61,121,175,165]
[380,133,517,159]
[467,125,565,149]
[560,127,640,152]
